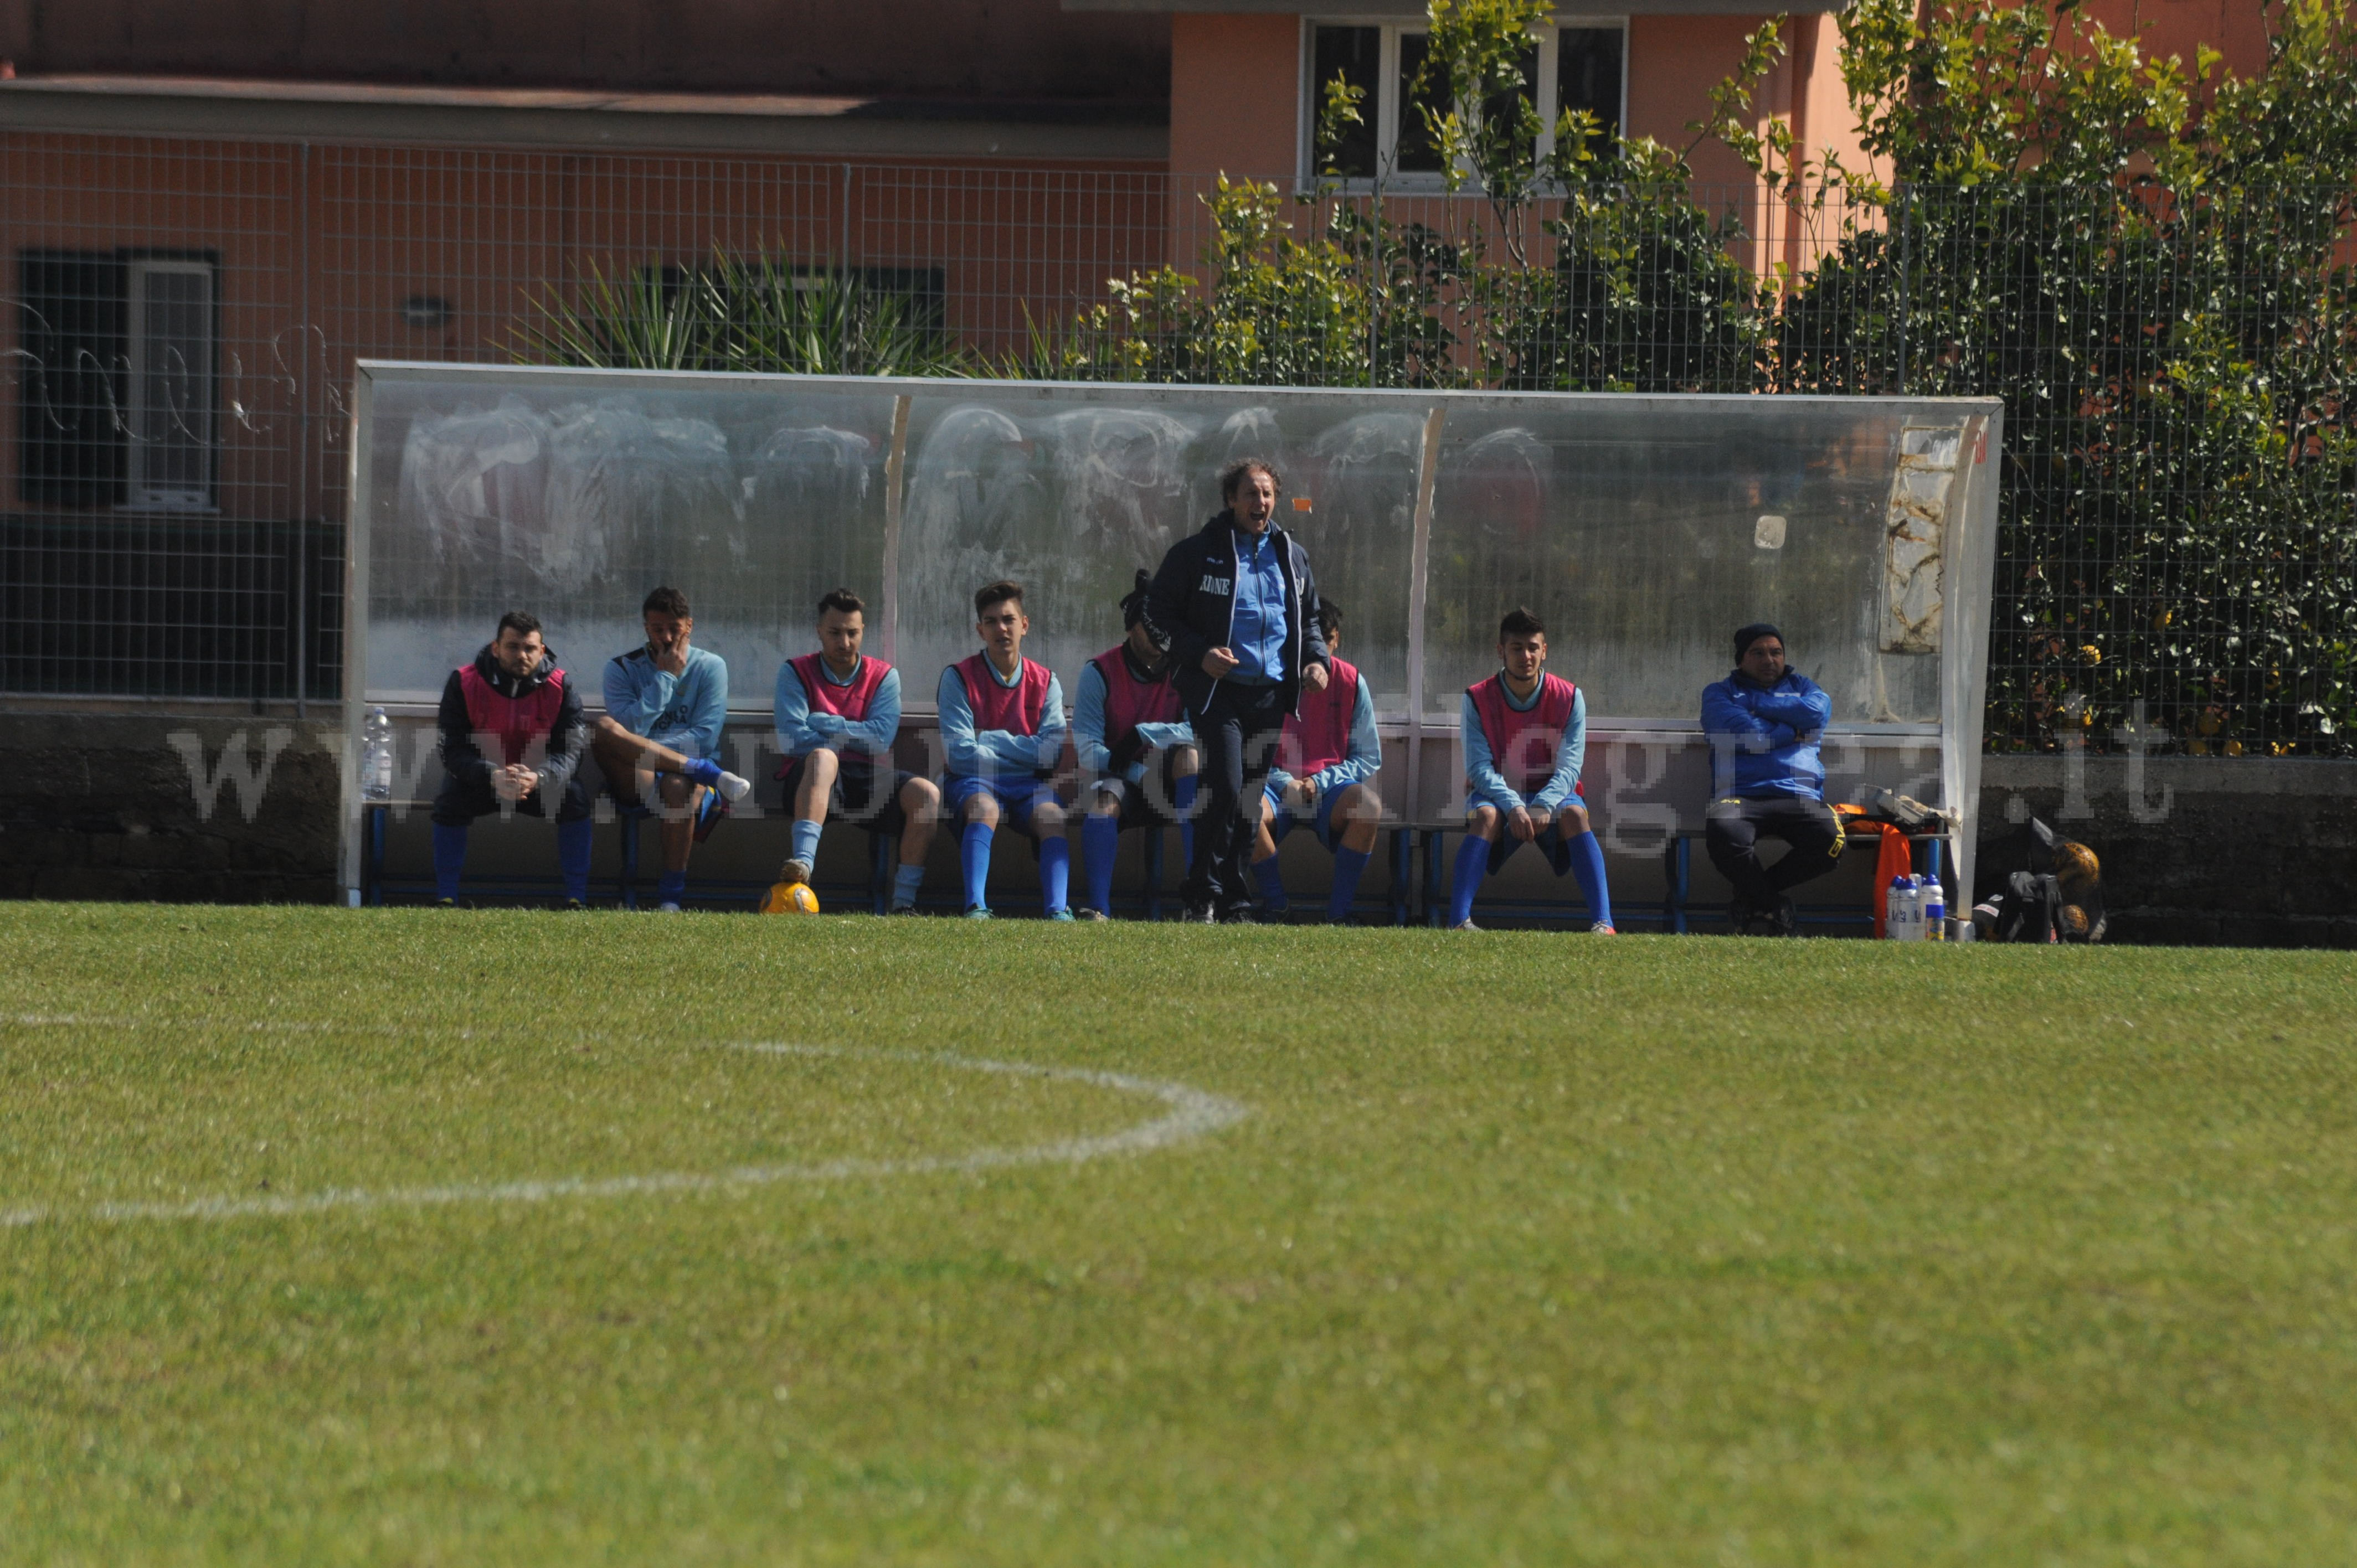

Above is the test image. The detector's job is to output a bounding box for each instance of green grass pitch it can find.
[4,903,2355,1566]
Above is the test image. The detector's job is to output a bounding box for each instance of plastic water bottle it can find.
[1922,876,1946,941]
[1885,875,1908,940]
[362,706,393,802]
[1898,876,1923,941]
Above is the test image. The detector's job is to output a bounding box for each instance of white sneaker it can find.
[780,858,812,886]
[714,770,753,803]
[1449,917,1481,932]
[1589,921,1617,935]
[657,900,682,913]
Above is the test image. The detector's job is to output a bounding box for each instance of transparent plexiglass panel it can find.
[363,367,896,701]
[894,384,1419,709]
[1425,395,1957,724]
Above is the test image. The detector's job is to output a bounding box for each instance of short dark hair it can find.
[1498,607,1546,640]
[1314,597,1344,642]
[975,580,1025,616]
[642,585,691,619]
[1219,457,1283,503]
[817,587,866,620]
[496,610,543,641]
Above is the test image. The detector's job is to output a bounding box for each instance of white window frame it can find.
[1299,16,1629,190]
[123,257,218,513]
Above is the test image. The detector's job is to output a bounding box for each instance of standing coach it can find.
[1146,458,1331,923]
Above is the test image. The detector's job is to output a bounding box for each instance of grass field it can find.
[3,904,2355,1566]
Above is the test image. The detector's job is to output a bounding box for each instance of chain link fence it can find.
[3,130,2348,752]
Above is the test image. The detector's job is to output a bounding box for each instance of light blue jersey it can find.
[602,643,727,758]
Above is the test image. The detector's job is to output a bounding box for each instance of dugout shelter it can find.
[342,363,2003,916]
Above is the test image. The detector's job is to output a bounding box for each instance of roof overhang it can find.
[0,74,1169,159]
[1067,0,1850,13]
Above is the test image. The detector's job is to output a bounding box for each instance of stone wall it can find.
[1976,752,2357,948]
[3,709,2351,943]
[0,712,342,904]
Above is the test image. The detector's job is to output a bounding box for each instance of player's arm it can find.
[1461,693,1525,814]
[1032,674,1068,776]
[1701,680,1777,753]
[604,656,660,739]
[773,661,822,759]
[1529,687,1588,815]
[437,669,493,785]
[1311,680,1383,795]
[1072,663,1115,776]
[1753,673,1831,740]
[936,667,985,776]
[842,667,900,757]
[537,678,589,794]
[682,657,728,760]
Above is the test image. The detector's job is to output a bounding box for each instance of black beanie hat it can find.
[1120,569,1152,629]
[1733,622,1783,661]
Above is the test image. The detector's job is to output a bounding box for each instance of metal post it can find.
[292,141,311,718]
[1894,182,1912,395]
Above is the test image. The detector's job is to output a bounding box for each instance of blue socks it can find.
[680,755,724,788]
[1567,828,1613,928]
[1038,833,1071,915]
[431,822,467,900]
[960,821,994,911]
[1083,812,1120,914]
[1174,773,1198,867]
[1449,833,1491,927]
[1329,845,1371,922]
[1252,854,1288,911]
[892,862,925,909]
[789,817,824,867]
[556,817,593,902]
[657,869,686,906]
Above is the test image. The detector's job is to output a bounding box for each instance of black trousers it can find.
[431,769,595,826]
[1704,794,1844,910]
[1185,680,1288,912]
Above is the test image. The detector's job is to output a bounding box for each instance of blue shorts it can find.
[1264,780,1345,853]
[944,773,1059,832]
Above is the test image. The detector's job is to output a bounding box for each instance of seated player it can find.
[430,610,594,907]
[938,580,1072,921]
[1248,597,1382,924]
[1073,571,1198,921]
[589,585,751,912]
[1701,621,1840,936]
[772,587,940,915]
[1445,607,1615,933]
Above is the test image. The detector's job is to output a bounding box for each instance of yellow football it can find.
[761,881,820,915]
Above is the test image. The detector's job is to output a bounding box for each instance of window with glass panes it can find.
[1304,19,1625,184]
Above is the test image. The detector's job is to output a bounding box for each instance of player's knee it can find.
[904,775,940,812]
[658,773,691,807]
[963,795,999,827]
[1170,745,1200,778]
[1033,799,1067,832]
[1559,801,1591,833]
[1089,791,1121,817]
[1467,803,1501,838]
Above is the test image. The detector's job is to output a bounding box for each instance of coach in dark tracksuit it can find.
[1146,458,1331,923]
[1701,621,1842,936]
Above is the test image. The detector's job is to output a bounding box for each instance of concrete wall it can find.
[7,708,2350,945]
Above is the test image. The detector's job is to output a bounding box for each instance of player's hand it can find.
[491,764,524,802]
[1202,647,1241,678]
[1303,662,1329,692]
[1507,806,1536,842]
[1295,777,1320,811]
[512,766,540,800]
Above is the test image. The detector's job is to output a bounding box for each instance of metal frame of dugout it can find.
[339,363,2004,923]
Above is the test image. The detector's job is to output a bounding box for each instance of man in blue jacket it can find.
[1700,622,1842,936]
[1144,457,1331,924]
[591,585,751,911]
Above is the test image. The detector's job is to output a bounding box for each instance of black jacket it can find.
[436,644,588,793]
[1145,511,1331,714]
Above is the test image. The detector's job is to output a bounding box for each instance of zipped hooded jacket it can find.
[1144,510,1331,714]
[436,643,588,795]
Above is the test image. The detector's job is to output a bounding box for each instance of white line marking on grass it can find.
[0,1031,1249,1229]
